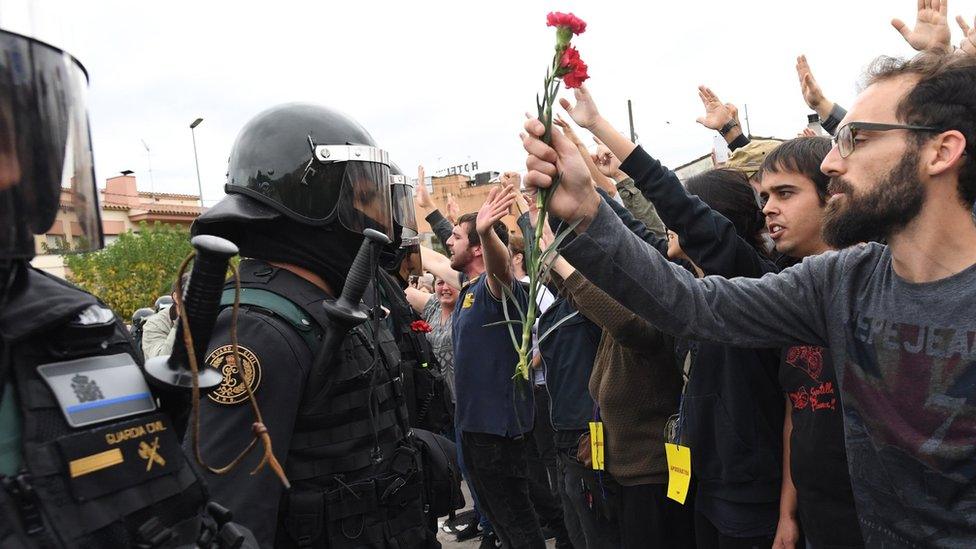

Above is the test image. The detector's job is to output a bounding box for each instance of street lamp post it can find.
[190,117,204,208]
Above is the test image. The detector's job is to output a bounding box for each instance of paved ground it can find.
[436,482,556,548]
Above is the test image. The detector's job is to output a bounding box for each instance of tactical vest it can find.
[0,268,207,548]
[219,261,430,548]
[374,272,453,434]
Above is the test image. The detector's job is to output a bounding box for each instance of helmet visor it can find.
[397,236,422,280]
[390,177,418,232]
[336,161,393,238]
[0,30,101,258]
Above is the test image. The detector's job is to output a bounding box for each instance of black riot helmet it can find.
[0,28,102,260]
[194,103,395,293]
[205,103,394,238]
[383,163,423,283]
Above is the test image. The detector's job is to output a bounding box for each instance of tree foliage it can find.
[64,222,193,320]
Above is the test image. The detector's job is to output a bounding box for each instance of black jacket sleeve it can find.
[550,188,670,260]
[727,133,750,152]
[595,187,670,257]
[819,104,848,136]
[620,146,779,278]
[187,306,312,547]
[425,210,454,249]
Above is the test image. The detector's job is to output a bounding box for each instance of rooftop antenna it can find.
[743,104,752,138]
[140,139,156,195]
[627,99,636,143]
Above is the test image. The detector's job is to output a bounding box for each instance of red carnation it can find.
[546,11,586,35]
[559,46,589,89]
[410,320,433,333]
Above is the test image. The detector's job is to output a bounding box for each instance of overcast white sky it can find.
[14,0,976,204]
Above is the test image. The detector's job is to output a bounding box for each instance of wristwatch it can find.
[718,119,739,137]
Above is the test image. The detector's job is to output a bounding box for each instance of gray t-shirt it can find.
[423,295,455,401]
[563,200,976,548]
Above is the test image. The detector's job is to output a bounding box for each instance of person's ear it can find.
[926,129,968,178]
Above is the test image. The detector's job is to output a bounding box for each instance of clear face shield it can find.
[390,174,422,279]
[0,29,101,258]
[234,143,395,239]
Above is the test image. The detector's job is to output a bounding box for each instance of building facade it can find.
[32,174,201,277]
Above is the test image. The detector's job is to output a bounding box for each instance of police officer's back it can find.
[191,104,434,548]
[0,26,248,548]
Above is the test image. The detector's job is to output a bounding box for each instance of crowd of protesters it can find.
[404,1,976,547]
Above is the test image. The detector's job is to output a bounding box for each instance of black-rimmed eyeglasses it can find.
[833,122,945,158]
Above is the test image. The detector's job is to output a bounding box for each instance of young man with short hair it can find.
[522,54,976,546]
[758,137,864,548]
[449,185,551,549]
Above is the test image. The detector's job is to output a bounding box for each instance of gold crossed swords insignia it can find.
[138,437,166,471]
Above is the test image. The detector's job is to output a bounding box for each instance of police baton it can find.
[305,228,391,401]
[145,235,238,390]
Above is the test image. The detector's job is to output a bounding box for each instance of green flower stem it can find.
[513,44,563,380]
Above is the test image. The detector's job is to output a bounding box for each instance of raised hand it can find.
[695,86,735,131]
[726,103,741,127]
[499,172,526,214]
[796,55,833,119]
[559,85,602,130]
[415,165,435,211]
[591,138,623,179]
[554,114,584,146]
[476,184,516,236]
[522,118,600,229]
[446,193,460,222]
[892,0,952,53]
[957,15,976,55]
[499,171,522,189]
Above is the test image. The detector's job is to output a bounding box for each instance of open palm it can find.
[957,15,976,55]
[892,0,951,52]
[695,86,733,130]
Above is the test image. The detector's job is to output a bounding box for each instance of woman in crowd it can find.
[406,275,458,400]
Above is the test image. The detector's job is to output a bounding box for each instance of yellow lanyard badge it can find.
[588,421,605,471]
[665,443,691,504]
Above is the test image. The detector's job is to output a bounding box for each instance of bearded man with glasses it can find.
[521,52,976,547]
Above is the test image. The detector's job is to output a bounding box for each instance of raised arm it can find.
[543,225,663,349]
[553,114,617,197]
[694,85,749,150]
[477,184,517,298]
[414,165,435,219]
[561,84,775,278]
[420,246,462,290]
[521,118,831,349]
[560,85,637,168]
[796,55,846,135]
[415,165,456,247]
[405,286,433,315]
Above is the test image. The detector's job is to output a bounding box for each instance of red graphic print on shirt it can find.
[786,346,837,412]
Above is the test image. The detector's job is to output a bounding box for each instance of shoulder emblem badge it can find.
[205,345,262,405]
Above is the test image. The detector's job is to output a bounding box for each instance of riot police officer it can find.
[191,103,435,548]
[378,168,453,434]
[0,25,252,548]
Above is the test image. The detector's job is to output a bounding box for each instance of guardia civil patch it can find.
[205,345,262,405]
[57,413,181,501]
[37,353,156,427]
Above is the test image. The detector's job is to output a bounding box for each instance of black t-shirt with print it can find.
[779,346,864,548]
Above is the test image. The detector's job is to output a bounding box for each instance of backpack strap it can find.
[219,288,322,354]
